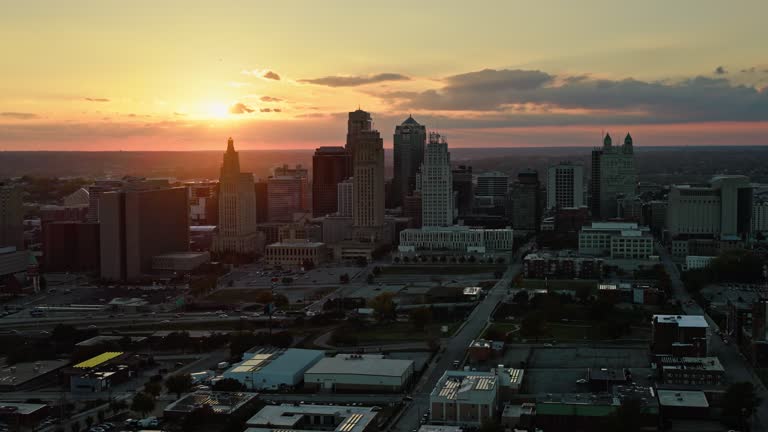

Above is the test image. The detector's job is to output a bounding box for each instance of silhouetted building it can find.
[589,148,603,219]
[421,133,453,227]
[87,180,124,223]
[547,162,584,210]
[337,178,354,217]
[452,165,474,216]
[100,187,189,280]
[212,138,259,254]
[510,170,540,231]
[403,193,422,228]
[268,176,309,222]
[39,205,88,223]
[345,109,373,166]
[392,115,426,207]
[0,184,24,250]
[42,221,99,272]
[597,133,637,219]
[312,146,351,217]
[185,181,218,226]
[652,314,709,357]
[351,110,385,235]
[554,206,591,233]
[254,179,269,223]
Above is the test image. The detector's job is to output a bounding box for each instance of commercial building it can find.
[452,165,474,217]
[578,222,653,259]
[313,147,351,217]
[403,192,422,228]
[152,251,210,272]
[255,179,269,223]
[186,181,218,226]
[523,252,603,279]
[39,204,88,223]
[350,110,385,238]
[656,390,709,419]
[652,315,709,357]
[245,404,378,432]
[42,221,100,272]
[476,172,508,198]
[0,403,51,429]
[510,170,541,232]
[753,200,768,236]
[99,186,189,280]
[222,348,324,390]
[595,133,637,220]
[398,226,513,253]
[684,255,715,271]
[392,115,426,207]
[212,138,259,254]
[553,206,590,233]
[421,133,454,227]
[0,184,23,250]
[0,359,69,392]
[86,179,124,222]
[667,175,753,240]
[265,241,328,267]
[268,175,309,222]
[164,391,259,421]
[654,356,724,386]
[547,162,584,210]
[304,354,414,392]
[336,178,354,217]
[430,371,498,427]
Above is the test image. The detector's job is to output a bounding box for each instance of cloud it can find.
[260,96,283,102]
[259,108,282,113]
[84,97,110,102]
[301,73,410,87]
[263,71,281,80]
[715,66,727,75]
[1,112,38,120]
[229,103,255,114]
[381,68,768,125]
[242,69,281,80]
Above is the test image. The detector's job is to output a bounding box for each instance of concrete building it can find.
[255,179,269,223]
[164,391,259,421]
[336,178,354,217]
[313,147,351,217]
[245,404,378,432]
[753,200,768,236]
[510,170,541,232]
[100,187,189,280]
[350,110,385,238]
[403,192,422,228]
[265,241,328,267]
[684,255,715,271]
[86,179,124,223]
[654,356,724,386]
[398,226,513,253]
[185,181,218,226]
[421,132,454,227]
[547,162,584,210]
[523,251,603,279]
[578,222,653,259]
[596,133,637,219]
[0,184,23,250]
[152,251,210,272]
[652,314,709,357]
[476,172,508,198]
[430,371,498,427]
[656,390,709,419]
[392,115,426,207]
[667,175,753,239]
[304,354,414,392]
[212,138,259,254]
[42,221,100,272]
[222,347,324,390]
[452,165,474,217]
[268,175,309,223]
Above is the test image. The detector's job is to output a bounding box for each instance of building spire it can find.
[227,137,235,152]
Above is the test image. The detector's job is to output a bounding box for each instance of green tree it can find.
[165,373,193,399]
[143,381,162,397]
[722,382,761,428]
[131,392,156,417]
[369,292,396,322]
[409,307,433,330]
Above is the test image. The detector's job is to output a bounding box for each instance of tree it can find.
[131,392,156,417]
[213,378,247,392]
[165,373,193,399]
[143,381,162,397]
[520,312,547,341]
[722,382,761,428]
[409,307,433,330]
[369,292,396,322]
[85,417,94,429]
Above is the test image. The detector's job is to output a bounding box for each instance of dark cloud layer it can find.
[1,112,38,120]
[301,73,410,87]
[84,97,110,102]
[263,71,281,80]
[229,103,254,114]
[715,66,727,75]
[260,96,283,102]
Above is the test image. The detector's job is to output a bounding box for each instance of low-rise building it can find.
[245,404,378,432]
[222,347,324,390]
[0,360,69,392]
[0,403,50,429]
[523,251,603,279]
[501,403,535,430]
[656,390,709,419]
[654,356,724,386]
[304,354,414,392]
[430,371,498,427]
[152,251,210,272]
[578,222,653,259]
[587,368,630,392]
[652,315,709,357]
[399,226,513,253]
[265,241,328,267]
[164,391,259,421]
[684,255,715,271]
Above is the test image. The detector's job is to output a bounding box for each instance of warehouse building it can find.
[304,354,414,392]
[245,404,378,432]
[429,371,499,427]
[222,347,324,390]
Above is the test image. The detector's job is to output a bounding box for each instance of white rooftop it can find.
[246,404,377,432]
[653,315,709,328]
[432,371,498,403]
[657,390,709,408]
[305,355,413,377]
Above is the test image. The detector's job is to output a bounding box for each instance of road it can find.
[392,244,530,432]
[656,242,768,430]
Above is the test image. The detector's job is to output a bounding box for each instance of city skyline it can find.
[2,1,768,150]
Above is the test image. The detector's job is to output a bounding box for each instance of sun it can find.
[203,102,230,120]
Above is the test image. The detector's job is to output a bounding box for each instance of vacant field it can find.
[520,279,598,291]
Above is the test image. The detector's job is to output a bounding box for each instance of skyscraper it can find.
[0,184,23,250]
[336,178,354,217]
[268,176,309,222]
[254,180,269,224]
[100,187,189,280]
[421,132,454,227]
[312,146,351,217]
[212,137,259,254]
[350,110,385,232]
[392,115,426,207]
[452,165,474,217]
[597,133,637,219]
[589,147,603,218]
[476,172,509,198]
[511,170,541,231]
[546,162,584,209]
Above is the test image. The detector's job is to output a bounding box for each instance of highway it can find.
[656,242,768,430]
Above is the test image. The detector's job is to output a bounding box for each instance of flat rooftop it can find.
[657,390,709,408]
[164,391,257,415]
[653,315,709,328]
[306,355,413,377]
[658,356,724,372]
[246,404,377,432]
[0,402,48,415]
[154,252,209,259]
[73,352,124,369]
[432,371,497,403]
[227,347,323,375]
[0,360,69,387]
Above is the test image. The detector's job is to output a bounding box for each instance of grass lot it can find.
[519,279,598,291]
[339,321,461,345]
[383,265,503,275]
[486,321,651,342]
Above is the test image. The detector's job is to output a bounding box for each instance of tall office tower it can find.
[312,146,351,217]
[254,180,269,224]
[547,162,584,209]
[667,175,753,239]
[597,133,637,219]
[352,113,385,231]
[100,187,189,280]
[268,176,309,222]
[0,184,24,250]
[186,181,218,225]
[421,133,454,227]
[452,165,474,216]
[274,164,309,179]
[510,170,541,231]
[589,147,603,219]
[476,171,509,198]
[345,109,373,164]
[212,137,259,254]
[392,116,427,207]
[403,193,423,228]
[336,178,354,217]
[87,180,124,222]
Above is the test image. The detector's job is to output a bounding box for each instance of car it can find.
[404,396,413,401]
[219,314,229,318]
[452,360,460,368]
[576,378,587,384]
[175,313,183,318]
[161,320,171,324]
[543,343,553,347]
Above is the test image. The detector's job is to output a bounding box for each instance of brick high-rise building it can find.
[312,146,351,217]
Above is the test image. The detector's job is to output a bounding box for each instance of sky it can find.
[1,0,768,150]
